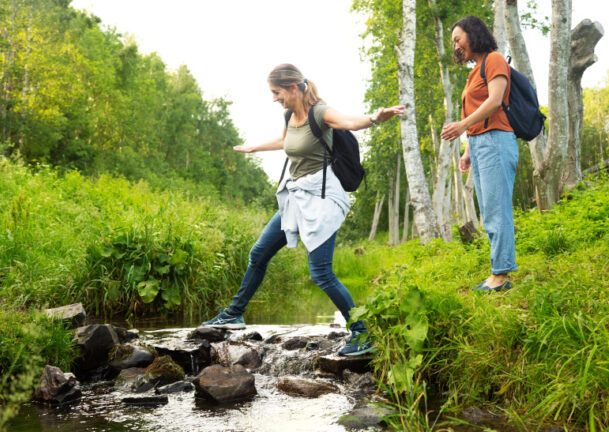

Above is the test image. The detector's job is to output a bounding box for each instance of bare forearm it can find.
[461,98,502,130]
[234,136,284,153]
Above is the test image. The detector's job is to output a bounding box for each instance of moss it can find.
[108,344,134,362]
[145,355,184,385]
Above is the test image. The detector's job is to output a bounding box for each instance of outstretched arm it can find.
[233,129,287,153]
[323,106,405,131]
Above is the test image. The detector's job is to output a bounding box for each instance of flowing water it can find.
[9,285,382,432]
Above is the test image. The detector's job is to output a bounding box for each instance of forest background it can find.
[1,0,609,430]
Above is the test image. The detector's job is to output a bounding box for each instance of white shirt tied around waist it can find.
[276,166,351,252]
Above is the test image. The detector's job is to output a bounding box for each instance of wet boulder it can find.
[44,303,86,329]
[188,327,227,343]
[193,364,256,403]
[34,365,82,406]
[276,376,339,398]
[109,344,155,370]
[211,341,263,370]
[342,370,376,394]
[281,336,309,351]
[318,354,372,375]
[338,403,393,429]
[73,324,120,374]
[114,367,154,393]
[155,380,194,394]
[155,341,211,376]
[145,355,185,386]
[242,331,263,341]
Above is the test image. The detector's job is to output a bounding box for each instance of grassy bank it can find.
[344,176,609,430]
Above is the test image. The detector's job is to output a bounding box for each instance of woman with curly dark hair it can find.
[441,16,518,292]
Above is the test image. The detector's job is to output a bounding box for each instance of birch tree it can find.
[505,0,572,211]
[398,0,440,243]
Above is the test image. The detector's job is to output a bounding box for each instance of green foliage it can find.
[0,158,300,318]
[353,177,609,430]
[0,0,273,205]
[0,308,73,431]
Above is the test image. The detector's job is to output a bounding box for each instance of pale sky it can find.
[70,0,608,181]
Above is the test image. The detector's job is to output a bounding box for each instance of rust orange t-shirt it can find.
[461,51,513,136]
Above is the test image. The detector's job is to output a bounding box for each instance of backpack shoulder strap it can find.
[307,105,332,154]
[480,52,489,87]
[284,109,293,127]
[479,53,491,128]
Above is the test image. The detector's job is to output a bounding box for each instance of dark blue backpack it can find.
[481,53,546,141]
[279,104,365,198]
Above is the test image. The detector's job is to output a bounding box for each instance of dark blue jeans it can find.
[226,211,366,332]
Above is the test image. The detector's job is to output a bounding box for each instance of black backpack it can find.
[480,53,546,141]
[279,104,365,199]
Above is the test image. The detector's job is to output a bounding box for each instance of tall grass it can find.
[348,176,609,430]
[0,158,302,318]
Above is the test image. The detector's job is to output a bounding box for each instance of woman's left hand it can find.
[441,121,466,142]
[372,106,405,124]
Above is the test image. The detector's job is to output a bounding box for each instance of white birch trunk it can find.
[398,0,440,244]
[537,0,571,209]
[494,0,508,55]
[562,20,604,190]
[463,168,479,227]
[2,0,17,142]
[388,155,401,246]
[402,188,411,243]
[428,0,455,242]
[369,193,385,241]
[19,1,33,152]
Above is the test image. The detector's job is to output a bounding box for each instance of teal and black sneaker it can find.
[201,309,246,330]
[338,331,373,356]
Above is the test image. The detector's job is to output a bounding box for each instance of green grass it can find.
[0,158,301,318]
[347,175,609,430]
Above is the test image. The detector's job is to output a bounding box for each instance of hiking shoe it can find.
[338,331,373,357]
[201,309,246,330]
[472,280,513,293]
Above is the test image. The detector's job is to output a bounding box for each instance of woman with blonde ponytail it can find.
[202,63,404,356]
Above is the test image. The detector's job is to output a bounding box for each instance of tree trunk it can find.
[442,172,453,242]
[535,0,571,210]
[561,19,604,190]
[19,1,33,153]
[368,192,385,241]
[428,0,456,242]
[388,154,401,246]
[452,143,465,222]
[398,0,440,244]
[494,0,508,55]
[506,0,572,211]
[2,0,17,142]
[402,188,411,243]
[463,169,479,227]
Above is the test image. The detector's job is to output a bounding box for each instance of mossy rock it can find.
[145,355,184,385]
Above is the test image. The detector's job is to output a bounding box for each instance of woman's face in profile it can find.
[269,84,297,110]
[452,26,471,63]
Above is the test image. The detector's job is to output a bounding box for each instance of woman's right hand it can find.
[459,153,471,173]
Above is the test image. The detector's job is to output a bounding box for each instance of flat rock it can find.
[193,364,256,404]
[318,354,372,375]
[45,303,86,329]
[122,395,168,406]
[155,341,211,375]
[276,376,339,398]
[114,367,154,393]
[188,327,227,343]
[155,380,194,394]
[338,404,393,429]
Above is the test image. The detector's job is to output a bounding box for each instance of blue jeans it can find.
[469,130,518,274]
[226,211,366,332]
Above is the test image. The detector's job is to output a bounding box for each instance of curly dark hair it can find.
[451,15,498,65]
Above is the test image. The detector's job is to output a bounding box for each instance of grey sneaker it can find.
[201,309,246,330]
[338,331,373,356]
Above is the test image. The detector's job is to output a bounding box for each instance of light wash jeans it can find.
[469,130,519,274]
[226,211,366,332]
